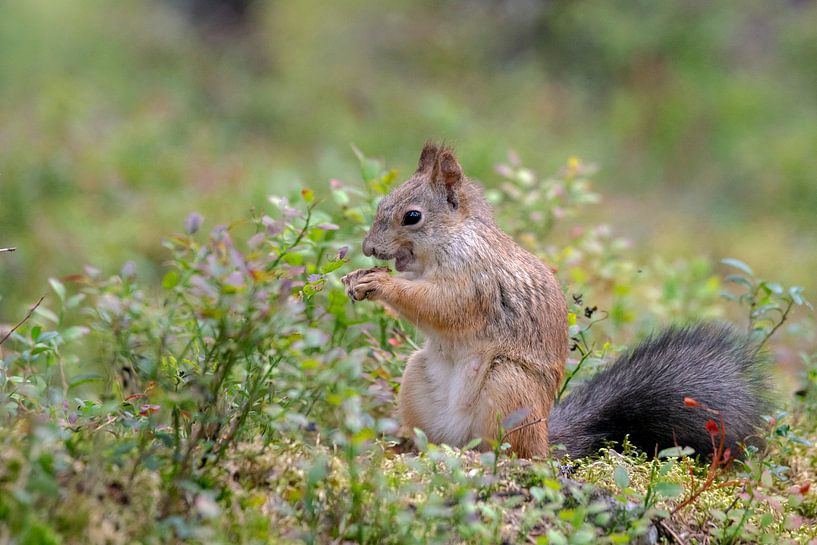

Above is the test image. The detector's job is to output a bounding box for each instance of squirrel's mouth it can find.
[394,249,414,272]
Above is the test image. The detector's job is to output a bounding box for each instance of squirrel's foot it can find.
[386,436,416,456]
[341,266,392,302]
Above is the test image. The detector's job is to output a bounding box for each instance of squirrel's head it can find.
[362,143,472,274]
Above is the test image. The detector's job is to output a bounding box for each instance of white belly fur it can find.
[413,340,486,447]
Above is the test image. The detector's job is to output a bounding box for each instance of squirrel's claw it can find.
[342,267,392,303]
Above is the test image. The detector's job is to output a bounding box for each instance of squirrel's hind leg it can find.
[474,362,554,458]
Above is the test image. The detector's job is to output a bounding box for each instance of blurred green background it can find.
[1,0,816,322]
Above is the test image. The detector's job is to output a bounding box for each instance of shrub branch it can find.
[0,295,45,346]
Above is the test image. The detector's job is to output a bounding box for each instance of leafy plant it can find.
[721,257,811,350]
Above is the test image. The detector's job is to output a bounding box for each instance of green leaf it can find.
[720,291,738,301]
[530,486,547,503]
[332,190,350,206]
[362,159,382,184]
[37,331,59,343]
[569,530,595,545]
[761,470,773,488]
[380,168,398,191]
[283,253,304,266]
[34,306,59,324]
[653,481,684,499]
[464,437,483,450]
[352,144,383,183]
[659,461,675,476]
[319,259,347,274]
[413,428,428,451]
[62,326,88,341]
[543,530,567,545]
[658,446,694,458]
[752,303,781,317]
[789,286,805,305]
[162,270,180,289]
[344,208,365,223]
[723,274,753,290]
[721,258,754,276]
[762,281,783,295]
[614,465,629,490]
[307,455,327,485]
[68,373,103,388]
[65,293,85,309]
[48,278,65,302]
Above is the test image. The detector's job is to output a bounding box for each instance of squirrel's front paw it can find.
[341,266,392,302]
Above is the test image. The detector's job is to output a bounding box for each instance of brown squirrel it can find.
[342,143,770,459]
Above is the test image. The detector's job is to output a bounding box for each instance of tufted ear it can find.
[433,148,463,189]
[432,148,464,208]
[416,142,438,174]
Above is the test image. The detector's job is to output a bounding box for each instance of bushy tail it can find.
[548,323,772,459]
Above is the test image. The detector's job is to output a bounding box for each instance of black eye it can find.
[402,210,422,226]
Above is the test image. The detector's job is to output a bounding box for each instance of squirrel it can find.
[341,143,771,459]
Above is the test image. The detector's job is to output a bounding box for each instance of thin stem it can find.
[0,296,45,346]
[267,205,315,271]
[213,355,281,463]
[755,298,794,355]
[500,417,545,444]
[558,348,592,400]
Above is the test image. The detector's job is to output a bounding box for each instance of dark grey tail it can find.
[548,323,772,459]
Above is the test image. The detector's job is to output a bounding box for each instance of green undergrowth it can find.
[1,151,815,544]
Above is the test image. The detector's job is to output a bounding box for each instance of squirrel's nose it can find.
[362,237,375,257]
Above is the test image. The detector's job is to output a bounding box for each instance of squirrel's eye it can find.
[402,210,422,226]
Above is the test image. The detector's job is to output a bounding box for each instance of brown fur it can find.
[342,143,568,457]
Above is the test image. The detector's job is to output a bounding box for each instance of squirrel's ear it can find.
[416,142,438,174]
[432,149,463,208]
[434,149,463,189]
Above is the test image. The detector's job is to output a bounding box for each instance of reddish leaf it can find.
[139,404,160,416]
[683,397,700,408]
[705,419,720,436]
[800,482,811,495]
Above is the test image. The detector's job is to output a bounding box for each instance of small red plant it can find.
[672,397,742,515]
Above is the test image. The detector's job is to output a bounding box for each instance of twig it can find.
[0,247,15,253]
[755,298,794,355]
[659,520,687,545]
[0,295,45,346]
[501,417,545,443]
[722,489,744,516]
